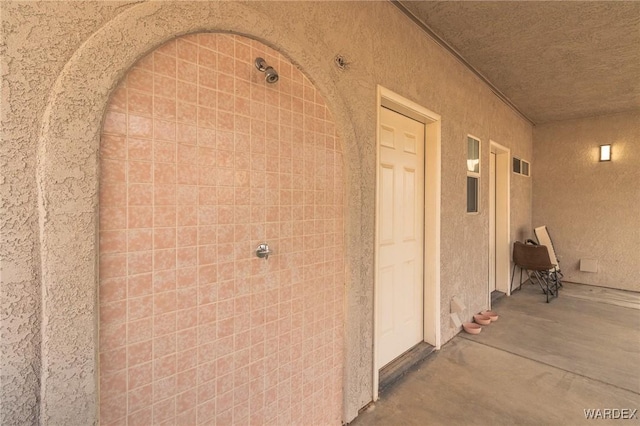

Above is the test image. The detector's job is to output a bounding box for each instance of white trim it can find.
[489,140,511,300]
[489,151,497,301]
[374,86,441,401]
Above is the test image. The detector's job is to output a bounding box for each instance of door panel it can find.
[489,144,511,297]
[380,165,395,244]
[377,107,425,368]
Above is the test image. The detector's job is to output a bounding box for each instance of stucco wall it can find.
[1,1,533,424]
[0,2,138,423]
[533,111,640,292]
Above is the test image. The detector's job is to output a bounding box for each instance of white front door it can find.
[489,142,511,298]
[377,107,425,368]
[489,151,497,293]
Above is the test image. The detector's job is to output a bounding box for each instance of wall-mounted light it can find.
[599,144,611,162]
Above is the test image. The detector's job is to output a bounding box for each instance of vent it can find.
[513,157,530,177]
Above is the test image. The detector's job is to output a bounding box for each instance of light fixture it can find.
[599,144,611,162]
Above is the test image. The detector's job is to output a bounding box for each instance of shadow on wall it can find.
[516,226,532,243]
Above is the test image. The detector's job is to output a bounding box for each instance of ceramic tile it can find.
[99,230,127,255]
[127,67,153,93]
[176,102,198,125]
[154,97,177,121]
[177,59,198,83]
[107,86,128,113]
[127,384,153,415]
[100,393,127,425]
[152,397,176,423]
[128,115,153,139]
[101,134,127,160]
[128,91,153,117]
[101,159,127,184]
[218,54,235,76]
[154,205,176,228]
[99,322,126,351]
[99,253,127,280]
[176,388,197,414]
[177,246,197,268]
[177,39,197,63]
[153,269,176,293]
[154,334,177,359]
[216,35,234,57]
[197,33,216,51]
[127,251,153,276]
[127,317,153,344]
[154,75,177,100]
[154,141,176,163]
[99,277,127,306]
[198,47,217,70]
[100,33,344,425]
[154,52,176,78]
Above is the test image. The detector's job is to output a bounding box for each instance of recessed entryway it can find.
[374,87,441,400]
[489,141,511,306]
[376,106,425,368]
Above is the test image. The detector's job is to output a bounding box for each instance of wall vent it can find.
[580,258,598,273]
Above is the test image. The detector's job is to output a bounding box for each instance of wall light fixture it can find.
[599,144,611,162]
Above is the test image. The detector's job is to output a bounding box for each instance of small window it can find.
[467,136,480,213]
[513,157,530,177]
[513,157,521,174]
[467,137,480,174]
[467,176,478,213]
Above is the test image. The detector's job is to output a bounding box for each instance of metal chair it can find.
[511,241,560,302]
[534,226,563,287]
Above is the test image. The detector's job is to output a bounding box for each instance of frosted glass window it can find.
[467,137,480,174]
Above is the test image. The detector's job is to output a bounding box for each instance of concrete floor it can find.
[350,282,640,425]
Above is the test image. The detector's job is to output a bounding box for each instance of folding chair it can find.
[511,241,561,302]
[534,225,563,288]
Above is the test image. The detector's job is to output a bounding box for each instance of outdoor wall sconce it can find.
[599,144,612,162]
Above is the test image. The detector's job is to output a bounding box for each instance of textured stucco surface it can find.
[0,1,137,424]
[533,111,640,292]
[2,1,532,424]
[400,1,640,124]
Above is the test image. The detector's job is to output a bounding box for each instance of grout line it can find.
[458,335,640,396]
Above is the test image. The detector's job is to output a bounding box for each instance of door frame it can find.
[488,140,511,305]
[373,86,441,401]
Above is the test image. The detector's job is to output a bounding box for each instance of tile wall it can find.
[99,33,345,425]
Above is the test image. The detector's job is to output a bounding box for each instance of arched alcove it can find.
[37,2,369,424]
[98,32,345,424]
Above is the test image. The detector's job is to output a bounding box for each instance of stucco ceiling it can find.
[396,1,640,124]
